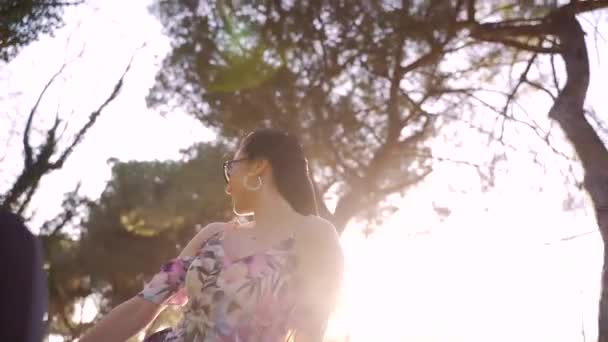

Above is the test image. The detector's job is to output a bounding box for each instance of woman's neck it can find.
[251,189,300,233]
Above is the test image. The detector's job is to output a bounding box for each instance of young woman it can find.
[80,128,344,342]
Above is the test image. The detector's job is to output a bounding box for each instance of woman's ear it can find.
[248,158,269,177]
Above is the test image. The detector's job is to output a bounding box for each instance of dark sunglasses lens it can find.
[223,162,231,183]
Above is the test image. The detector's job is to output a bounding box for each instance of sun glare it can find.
[323,164,602,341]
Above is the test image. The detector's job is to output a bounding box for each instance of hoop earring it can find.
[243,175,263,191]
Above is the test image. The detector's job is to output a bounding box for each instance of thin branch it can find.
[502,53,537,117]
[358,118,384,145]
[311,179,334,221]
[471,21,547,40]
[429,103,519,152]
[57,108,76,142]
[401,44,447,75]
[470,1,608,55]
[35,1,84,6]
[315,175,337,203]
[51,44,143,169]
[466,0,475,22]
[544,230,598,245]
[465,85,572,162]
[482,17,546,26]
[369,149,495,203]
[38,182,83,238]
[511,99,574,162]
[398,114,433,149]
[22,38,87,169]
[480,4,517,21]
[371,168,432,202]
[46,262,83,338]
[477,36,560,53]
[23,63,68,168]
[550,53,561,92]
[524,79,557,101]
[15,181,38,216]
[385,29,409,141]
[409,151,491,173]
[459,90,564,162]
[578,13,608,66]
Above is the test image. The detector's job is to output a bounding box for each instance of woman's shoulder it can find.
[300,215,340,243]
[295,215,343,260]
[294,215,344,283]
[197,221,234,239]
[178,221,232,258]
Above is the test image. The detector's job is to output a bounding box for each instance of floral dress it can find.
[139,223,299,342]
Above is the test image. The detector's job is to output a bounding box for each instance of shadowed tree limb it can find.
[526,5,608,341]
[1,48,139,212]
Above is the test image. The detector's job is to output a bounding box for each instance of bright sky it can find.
[1,1,607,342]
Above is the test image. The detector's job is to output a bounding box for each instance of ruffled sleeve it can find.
[138,256,194,306]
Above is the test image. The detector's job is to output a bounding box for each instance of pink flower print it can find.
[246,254,268,278]
[165,258,186,286]
[252,294,279,328]
[146,272,169,289]
[235,323,253,341]
[215,333,234,342]
[223,263,248,284]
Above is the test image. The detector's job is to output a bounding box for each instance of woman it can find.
[80,128,344,342]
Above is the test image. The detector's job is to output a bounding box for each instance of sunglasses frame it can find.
[223,158,249,183]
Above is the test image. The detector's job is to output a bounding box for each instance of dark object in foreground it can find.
[0,209,47,342]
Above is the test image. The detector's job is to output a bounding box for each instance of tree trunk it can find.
[545,9,608,341]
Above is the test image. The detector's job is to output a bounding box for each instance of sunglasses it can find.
[223,158,249,183]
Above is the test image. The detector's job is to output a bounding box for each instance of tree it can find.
[0,38,137,340]
[0,0,83,62]
[0,55,133,215]
[148,0,499,233]
[148,0,607,232]
[470,3,608,340]
[457,1,608,339]
[551,16,608,341]
[148,0,608,338]
[44,143,233,340]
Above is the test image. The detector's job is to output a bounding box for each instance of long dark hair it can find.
[240,128,319,217]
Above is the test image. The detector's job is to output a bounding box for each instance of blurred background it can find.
[1,0,607,341]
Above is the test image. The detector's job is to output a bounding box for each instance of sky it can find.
[1,1,607,341]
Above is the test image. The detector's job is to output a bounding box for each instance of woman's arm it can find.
[293,271,342,342]
[80,222,226,342]
[79,297,162,342]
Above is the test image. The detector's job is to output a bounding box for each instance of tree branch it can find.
[563,0,608,15]
[524,79,556,101]
[502,53,537,117]
[550,53,561,93]
[472,34,559,53]
[469,1,608,54]
[23,63,67,168]
[51,47,139,169]
[466,0,475,22]
[544,9,608,205]
[310,178,334,222]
